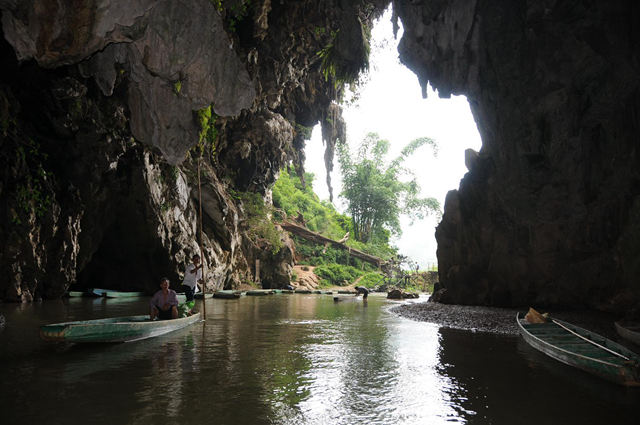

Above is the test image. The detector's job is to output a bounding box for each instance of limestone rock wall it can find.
[395,0,640,311]
[0,0,386,301]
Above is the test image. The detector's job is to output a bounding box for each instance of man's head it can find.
[160,277,170,290]
[192,254,201,264]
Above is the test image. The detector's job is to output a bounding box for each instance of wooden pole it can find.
[197,157,206,320]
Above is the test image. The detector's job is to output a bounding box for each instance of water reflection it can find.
[436,327,639,425]
[1,295,638,425]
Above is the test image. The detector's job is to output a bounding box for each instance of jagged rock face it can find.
[0,0,386,300]
[395,1,640,311]
[2,0,255,163]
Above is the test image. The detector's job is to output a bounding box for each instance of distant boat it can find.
[246,290,273,296]
[212,290,240,299]
[40,313,201,343]
[66,291,85,297]
[615,321,640,346]
[88,288,145,298]
[194,292,214,299]
[517,312,640,386]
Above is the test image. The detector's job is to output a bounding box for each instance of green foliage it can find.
[195,105,218,160]
[316,19,371,90]
[337,132,441,243]
[12,139,53,224]
[294,123,313,140]
[233,190,283,254]
[272,169,349,239]
[358,271,385,288]
[314,263,364,287]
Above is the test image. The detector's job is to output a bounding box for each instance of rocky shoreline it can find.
[391,300,627,342]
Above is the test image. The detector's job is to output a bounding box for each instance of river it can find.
[0,294,637,424]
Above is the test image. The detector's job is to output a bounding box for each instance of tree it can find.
[337,132,440,244]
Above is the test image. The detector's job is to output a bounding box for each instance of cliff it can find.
[395,0,640,311]
[0,0,386,301]
[2,0,639,313]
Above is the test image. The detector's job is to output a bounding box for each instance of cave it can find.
[0,1,638,313]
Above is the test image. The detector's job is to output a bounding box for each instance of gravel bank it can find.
[391,300,626,340]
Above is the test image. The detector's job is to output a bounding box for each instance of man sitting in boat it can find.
[150,277,179,320]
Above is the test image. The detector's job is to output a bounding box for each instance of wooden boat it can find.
[517,312,640,386]
[40,313,201,343]
[67,291,85,297]
[294,289,312,294]
[212,290,240,299]
[615,321,640,346]
[88,288,145,298]
[194,292,214,299]
[246,290,273,296]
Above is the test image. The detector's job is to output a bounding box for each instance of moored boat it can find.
[517,312,640,386]
[615,321,640,346]
[88,288,145,298]
[194,292,214,299]
[212,290,240,299]
[40,313,202,343]
[67,291,85,297]
[246,290,273,296]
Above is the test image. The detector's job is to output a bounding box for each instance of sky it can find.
[303,9,482,269]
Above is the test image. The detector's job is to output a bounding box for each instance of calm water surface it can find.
[0,294,637,424]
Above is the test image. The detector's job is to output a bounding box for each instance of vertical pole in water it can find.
[198,157,206,321]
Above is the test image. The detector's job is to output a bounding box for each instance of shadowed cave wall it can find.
[394,0,640,312]
[0,0,639,313]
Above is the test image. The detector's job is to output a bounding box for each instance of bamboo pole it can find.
[197,157,206,320]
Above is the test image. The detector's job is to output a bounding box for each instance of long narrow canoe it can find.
[40,313,201,343]
[212,290,240,299]
[246,290,273,296]
[615,321,640,346]
[67,291,85,297]
[517,312,640,386]
[88,288,145,298]
[194,292,214,299]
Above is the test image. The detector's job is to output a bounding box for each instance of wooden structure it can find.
[40,313,202,343]
[517,312,640,386]
[279,220,383,267]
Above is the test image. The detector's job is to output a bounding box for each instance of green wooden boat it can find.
[517,312,640,386]
[67,291,85,297]
[89,288,145,298]
[246,290,273,296]
[212,290,240,299]
[615,321,640,346]
[40,313,201,343]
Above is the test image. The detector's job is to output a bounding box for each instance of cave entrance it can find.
[304,8,482,271]
[75,189,174,294]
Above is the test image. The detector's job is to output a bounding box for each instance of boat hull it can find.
[88,288,145,298]
[212,291,240,299]
[615,321,640,346]
[517,313,640,386]
[41,313,201,343]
